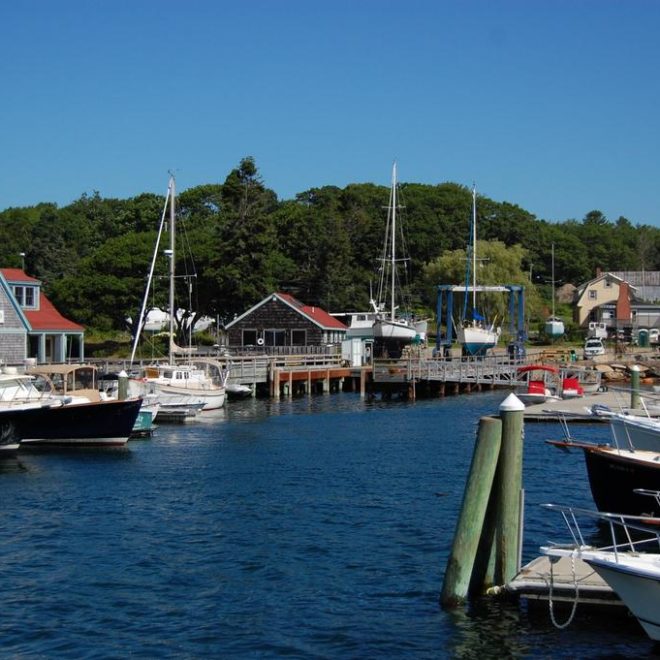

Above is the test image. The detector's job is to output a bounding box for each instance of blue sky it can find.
[2,0,659,226]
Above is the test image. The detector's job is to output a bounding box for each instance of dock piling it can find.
[440,415,503,608]
[630,364,641,409]
[495,393,525,585]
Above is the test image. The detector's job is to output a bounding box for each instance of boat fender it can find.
[257,338,264,346]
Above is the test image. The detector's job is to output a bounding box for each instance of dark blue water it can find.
[1,392,657,658]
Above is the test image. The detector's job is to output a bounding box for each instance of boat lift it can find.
[436,284,526,357]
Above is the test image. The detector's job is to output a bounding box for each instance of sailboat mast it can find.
[390,163,397,322]
[168,175,176,364]
[551,242,556,317]
[472,185,477,315]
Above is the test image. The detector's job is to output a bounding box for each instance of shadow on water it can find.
[443,595,660,659]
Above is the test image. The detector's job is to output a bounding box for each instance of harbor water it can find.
[1,392,656,658]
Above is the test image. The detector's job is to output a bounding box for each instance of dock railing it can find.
[373,355,525,386]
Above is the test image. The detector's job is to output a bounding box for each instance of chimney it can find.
[596,267,602,277]
[616,282,632,321]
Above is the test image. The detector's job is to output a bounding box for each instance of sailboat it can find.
[544,242,565,338]
[130,175,226,411]
[456,185,500,356]
[371,163,424,343]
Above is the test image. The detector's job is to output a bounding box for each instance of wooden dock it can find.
[505,555,622,607]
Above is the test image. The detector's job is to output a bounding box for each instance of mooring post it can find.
[630,364,641,409]
[494,393,525,586]
[118,370,128,400]
[440,415,503,608]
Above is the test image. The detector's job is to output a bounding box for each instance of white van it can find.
[587,322,608,340]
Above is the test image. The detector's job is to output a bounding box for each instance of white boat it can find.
[371,163,424,344]
[541,495,660,641]
[456,185,500,356]
[544,243,565,338]
[130,176,226,411]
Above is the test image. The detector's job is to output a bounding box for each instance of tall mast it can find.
[168,175,176,364]
[551,242,556,318]
[472,184,477,314]
[390,162,397,322]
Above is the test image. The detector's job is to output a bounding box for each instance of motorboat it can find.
[541,495,660,641]
[515,365,561,405]
[1,396,142,448]
[582,445,660,516]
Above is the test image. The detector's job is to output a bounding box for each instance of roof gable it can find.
[226,292,347,331]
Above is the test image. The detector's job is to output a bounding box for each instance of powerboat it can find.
[541,495,660,641]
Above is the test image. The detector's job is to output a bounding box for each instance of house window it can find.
[291,329,306,346]
[588,290,597,300]
[242,329,258,346]
[264,329,285,346]
[13,285,36,308]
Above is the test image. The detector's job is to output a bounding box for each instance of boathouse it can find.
[225,292,347,349]
[0,268,85,365]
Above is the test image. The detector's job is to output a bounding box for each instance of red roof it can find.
[0,268,40,284]
[24,292,84,332]
[0,269,83,332]
[277,293,347,330]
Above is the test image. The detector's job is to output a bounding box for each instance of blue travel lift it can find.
[435,284,527,359]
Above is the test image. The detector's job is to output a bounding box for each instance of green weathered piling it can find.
[118,370,128,401]
[630,364,641,410]
[494,393,525,586]
[440,415,502,609]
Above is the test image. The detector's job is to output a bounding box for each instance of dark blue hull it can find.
[0,398,142,447]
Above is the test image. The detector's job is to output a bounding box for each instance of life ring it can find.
[257,338,264,346]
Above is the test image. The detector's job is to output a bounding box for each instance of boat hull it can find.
[1,398,142,447]
[583,447,660,516]
[457,325,498,356]
[152,383,225,410]
[372,319,418,341]
[586,558,660,641]
[545,319,565,337]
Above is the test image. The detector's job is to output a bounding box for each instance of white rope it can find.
[547,552,580,629]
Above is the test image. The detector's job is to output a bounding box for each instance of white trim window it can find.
[13,285,37,309]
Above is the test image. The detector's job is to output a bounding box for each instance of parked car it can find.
[583,337,605,359]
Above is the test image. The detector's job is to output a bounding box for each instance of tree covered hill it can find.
[1,157,657,333]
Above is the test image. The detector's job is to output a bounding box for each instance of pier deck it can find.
[505,555,622,607]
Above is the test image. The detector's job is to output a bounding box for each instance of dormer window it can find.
[13,285,37,309]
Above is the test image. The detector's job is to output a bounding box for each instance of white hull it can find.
[151,382,225,410]
[588,558,660,641]
[456,324,499,355]
[372,318,418,341]
[545,318,565,337]
[610,414,660,452]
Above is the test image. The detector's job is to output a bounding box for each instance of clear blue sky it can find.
[2,0,659,226]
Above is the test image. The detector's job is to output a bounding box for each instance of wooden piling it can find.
[118,370,128,400]
[440,416,503,608]
[630,364,641,409]
[494,393,525,586]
